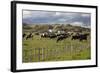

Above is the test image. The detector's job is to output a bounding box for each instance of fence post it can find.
[55,48,57,61]
[46,48,49,61]
[29,49,33,62]
[38,48,40,61]
[41,48,44,61]
[33,48,36,62]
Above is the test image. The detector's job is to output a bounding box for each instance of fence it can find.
[23,44,90,62]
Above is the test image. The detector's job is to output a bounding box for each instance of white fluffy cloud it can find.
[71,22,83,26]
[81,13,90,17]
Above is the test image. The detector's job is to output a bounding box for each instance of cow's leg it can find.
[26,36,28,40]
[31,36,33,40]
[56,39,59,43]
[79,38,82,41]
[71,37,73,40]
[56,40,59,43]
[85,37,87,40]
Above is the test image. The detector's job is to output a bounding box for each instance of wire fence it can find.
[23,43,90,62]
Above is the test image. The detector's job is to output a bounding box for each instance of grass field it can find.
[22,34,91,63]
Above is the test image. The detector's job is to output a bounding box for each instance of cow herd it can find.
[23,32,33,40]
[23,31,90,42]
[72,33,89,41]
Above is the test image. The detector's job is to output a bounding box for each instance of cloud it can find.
[23,11,32,18]
[71,22,83,26]
[81,13,90,17]
[58,18,67,22]
[55,12,62,16]
[22,10,91,27]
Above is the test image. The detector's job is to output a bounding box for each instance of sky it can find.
[22,10,91,27]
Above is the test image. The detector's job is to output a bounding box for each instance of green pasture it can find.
[22,35,91,63]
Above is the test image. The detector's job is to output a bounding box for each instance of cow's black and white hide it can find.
[56,34,68,42]
[71,33,89,41]
[26,33,33,40]
[23,33,26,39]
